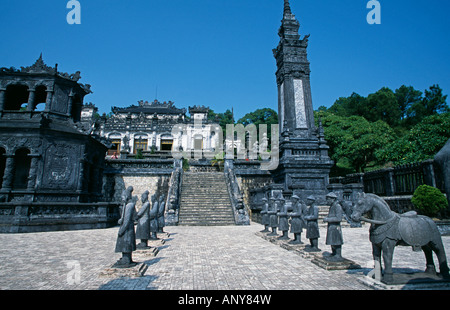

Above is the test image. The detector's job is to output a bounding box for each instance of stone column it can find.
[27,89,36,111]
[1,155,15,191]
[0,89,6,111]
[45,90,53,111]
[27,155,40,191]
[67,95,74,116]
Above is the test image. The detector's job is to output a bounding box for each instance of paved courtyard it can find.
[0,222,449,290]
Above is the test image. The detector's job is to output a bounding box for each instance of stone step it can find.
[180,209,231,217]
[180,198,230,203]
[178,172,235,226]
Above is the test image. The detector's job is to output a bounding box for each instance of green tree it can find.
[237,108,278,146]
[208,109,235,142]
[328,92,367,118]
[376,112,450,165]
[316,111,396,173]
[366,87,402,127]
[394,85,423,121]
[237,108,278,127]
[407,84,449,126]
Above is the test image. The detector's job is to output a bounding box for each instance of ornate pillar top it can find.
[284,0,292,16]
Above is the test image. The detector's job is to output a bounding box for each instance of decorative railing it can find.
[330,159,444,197]
[224,160,250,225]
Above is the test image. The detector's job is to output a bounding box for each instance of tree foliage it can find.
[375,112,450,165]
[319,84,449,173]
[316,111,396,172]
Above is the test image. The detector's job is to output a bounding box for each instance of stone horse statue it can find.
[351,193,449,284]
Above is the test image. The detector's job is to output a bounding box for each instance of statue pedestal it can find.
[312,253,361,270]
[255,231,321,259]
[100,262,148,278]
[359,271,450,290]
[135,247,159,258]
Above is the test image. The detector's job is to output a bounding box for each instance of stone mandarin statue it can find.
[288,195,305,244]
[323,192,344,261]
[149,194,159,240]
[304,195,321,252]
[277,197,289,240]
[260,198,270,233]
[114,195,138,267]
[157,194,166,233]
[267,196,279,236]
[135,190,151,249]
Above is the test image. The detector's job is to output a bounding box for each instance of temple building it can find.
[94,100,221,158]
[0,55,119,232]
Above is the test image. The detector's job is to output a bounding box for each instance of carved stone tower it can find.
[271,0,334,202]
[0,55,119,233]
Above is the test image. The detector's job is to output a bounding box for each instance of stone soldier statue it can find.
[267,196,279,236]
[277,197,289,240]
[149,194,159,240]
[323,192,344,261]
[289,195,305,244]
[260,198,270,233]
[114,195,138,267]
[135,190,151,249]
[157,195,166,233]
[304,195,320,252]
[120,186,133,215]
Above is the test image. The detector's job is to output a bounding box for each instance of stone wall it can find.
[108,175,170,210]
[103,158,174,210]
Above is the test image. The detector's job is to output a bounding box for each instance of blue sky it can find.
[1,0,449,120]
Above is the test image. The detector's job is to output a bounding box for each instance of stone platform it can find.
[359,271,450,290]
[255,231,360,270]
[0,223,449,290]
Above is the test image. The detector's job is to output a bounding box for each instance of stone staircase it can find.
[178,172,236,226]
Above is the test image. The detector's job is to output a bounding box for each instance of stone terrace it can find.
[0,222,449,290]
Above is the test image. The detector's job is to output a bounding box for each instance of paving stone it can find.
[0,222,448,290]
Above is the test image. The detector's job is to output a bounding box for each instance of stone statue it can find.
[135,190,151,249]
[288,195,304,244]
[267,196,279,236]
[114,195,138,267]
[351,193,450,284]
[435,139,450,208]
[323,192,344,261]
[304,195,321,252]
[260,198,270,233]
[120,186,133,214]
[149,194,159,240]
[277,197,289,240]
[157,195,166,233]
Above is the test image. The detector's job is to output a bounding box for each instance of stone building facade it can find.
[0,56,119,233]
[94,100,220,158]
